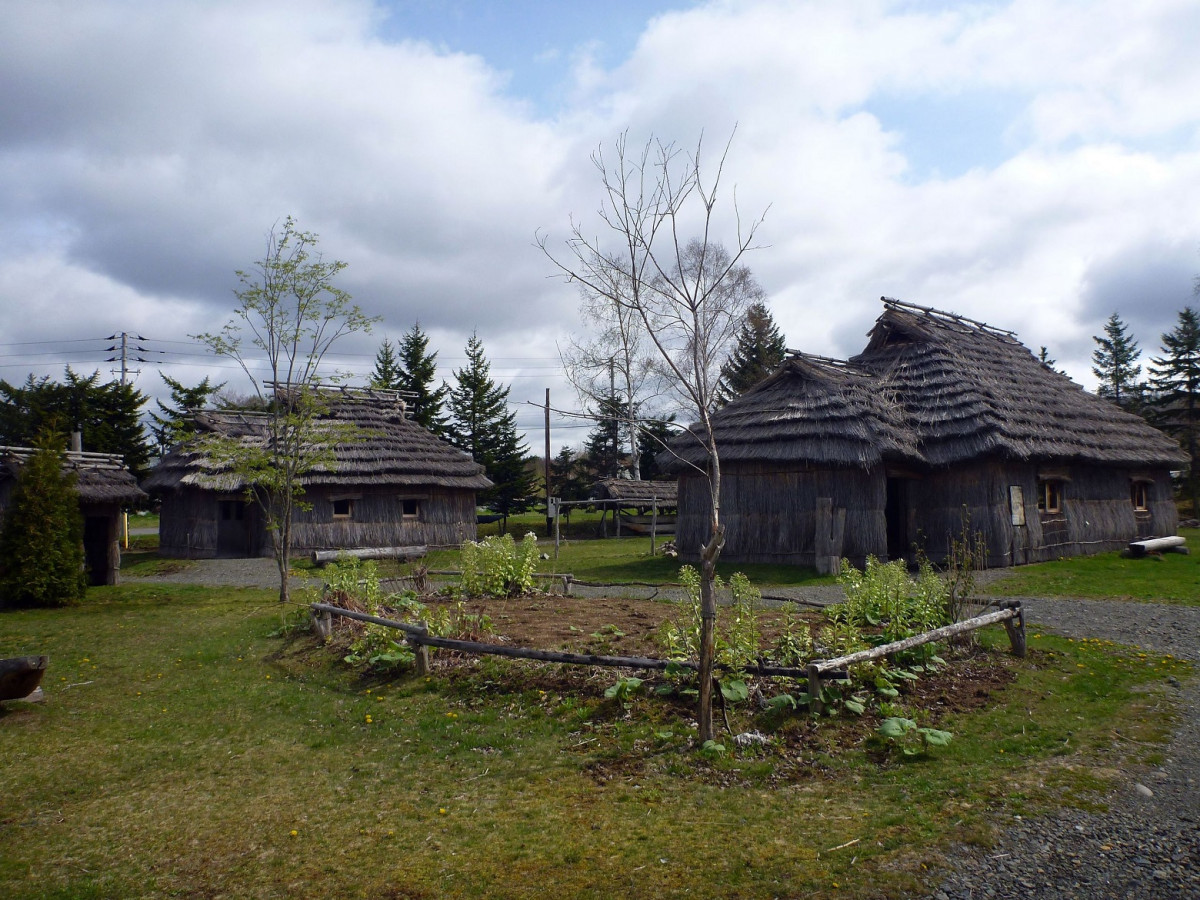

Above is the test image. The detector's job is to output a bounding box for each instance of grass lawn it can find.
[985,527,1200,605]
[0,584,1190,899]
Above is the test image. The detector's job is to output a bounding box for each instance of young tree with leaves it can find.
[196,216,377,603]
[541,129,766,742]
[1092,313,1143,412]
[1148,306,1200,514]
[717,300,783,404]
[0,433,86,608]
[148,374,225,453]
[448,333,535,532]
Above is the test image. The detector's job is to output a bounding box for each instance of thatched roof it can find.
[664,353,923,471]
[851,300,1187,468]
[664,299,1187,473]
[142,393,492,494]
[0,446,147,506]
[590,478,678,503]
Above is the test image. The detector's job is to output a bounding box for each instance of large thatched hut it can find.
[143,390,491,558]
[0,445,147,585]
[667,299,1186,569]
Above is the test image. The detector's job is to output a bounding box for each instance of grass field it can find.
[0,580,1190,899]
[985,527,1200,606]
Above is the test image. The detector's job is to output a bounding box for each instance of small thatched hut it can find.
[0,445,147,585]
[589,478,678,536]
[143,390,491,558]
[667,299,1186,569]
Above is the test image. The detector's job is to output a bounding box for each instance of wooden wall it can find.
[675,462,886,567]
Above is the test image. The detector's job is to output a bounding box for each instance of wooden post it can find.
[410,622,431,676]
[312,607,332,640]
[807,663,823,715]
[1000,600,1026,657]
[650,499,658,556]
[554,504,561,559]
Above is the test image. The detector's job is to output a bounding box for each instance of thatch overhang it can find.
[852,300,1188,469]
[141,396,492,495]
[662,354,923,473]
[590,478,678,504]
[0,446,147,506]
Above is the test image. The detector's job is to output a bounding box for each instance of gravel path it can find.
[127,561,1198,897]
[917,595,1200,900]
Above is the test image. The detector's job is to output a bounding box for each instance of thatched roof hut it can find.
[143,390,491,558]
[666,299,1186,569]
[0,446,146,585]
[590,478,678,505]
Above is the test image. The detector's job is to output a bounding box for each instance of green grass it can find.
[985,527,1200,605]
[0,585,1189,899]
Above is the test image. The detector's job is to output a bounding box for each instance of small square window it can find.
[1037,480,1062,514]
[402,498,421,519]
[332,498,353,519]
[1131,482,1149,511]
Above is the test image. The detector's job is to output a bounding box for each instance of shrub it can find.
[0,434,87,608]
[458,532,539,597]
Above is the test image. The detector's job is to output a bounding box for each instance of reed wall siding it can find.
[157,486,478,558]
[676,463,885,566]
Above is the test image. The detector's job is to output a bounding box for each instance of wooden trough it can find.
[0,655,48,702]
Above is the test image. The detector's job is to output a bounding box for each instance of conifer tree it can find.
[583,395,629,479]
[636,415,679,482]
[149,374,225,453]
[716,301,786,405]
[1091,313,1143,411]
[448,333,535,530]
[368,338,404,391]
[1148,306,1200,513]
[0,433,86,608]
[395,323,450,436]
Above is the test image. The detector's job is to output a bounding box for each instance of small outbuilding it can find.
[0,445,147,585]
[667,299,1187,569]
[142,389,491,558]
[589,478,678,536]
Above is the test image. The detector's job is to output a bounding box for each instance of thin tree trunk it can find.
[696,525,722,742]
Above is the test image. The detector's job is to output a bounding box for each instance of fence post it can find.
[410,622,431,676]
[1000,600,1026,657]
[807,663,823,715]
[311,607,332,641]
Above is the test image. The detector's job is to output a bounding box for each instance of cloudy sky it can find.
[3,0,1199,451]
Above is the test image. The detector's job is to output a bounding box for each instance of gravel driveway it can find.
[127,560,1198,898]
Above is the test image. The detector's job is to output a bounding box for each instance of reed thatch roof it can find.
[851,300,1187,468]
[142,393,491,494]
[0,446,147,506]
[664,299,1187,473]
[590,478,678,504]
[664,353,923,471]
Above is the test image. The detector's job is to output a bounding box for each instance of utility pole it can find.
[105,333,159,385]
[544,388,552,535]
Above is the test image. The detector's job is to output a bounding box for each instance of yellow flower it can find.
[439,808,447,815]
[290,830,298,837]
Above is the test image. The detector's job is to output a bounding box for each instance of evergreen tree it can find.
[636,415,679,482]
[583,395,629,479]
[1091,313,1143,411]
[395,323,450,436]
[0,368,151,477]
[716,301,787,405]
[368,338,404,391]
[0,432,87,608]
[448,333,536,531]
[551,446,591,503]
[1148,307,1200,514]
[148,374,225,453]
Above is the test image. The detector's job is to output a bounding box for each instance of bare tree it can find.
[539,131,766,742]
[559,251,660,478]
[196,217,377,603]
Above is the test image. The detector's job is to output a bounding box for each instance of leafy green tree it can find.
[0,433,86,608]
[1148,306,1200,513]
[717,301,785,404]
[1092,313,1143,411]
[196,216,377,603]
[148,374,225,453]
[0,369,151,477]
[368,338,404,391]
[448,333,536,531]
